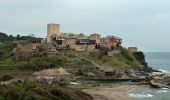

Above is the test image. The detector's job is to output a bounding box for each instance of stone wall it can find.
[74,44,96,51]
[65,38,76,46]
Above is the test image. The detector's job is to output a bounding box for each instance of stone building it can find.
[13,43,41,53]
[13,43,42,60]
[100,36,122,51]
[55,32,75,45]
[90,33,101,44]
[105,36,122,47]
[128,47,138,53]
[63,33,96,51]
[64,34,80,49]
[40,43,58,57]
[33,68,70,84]
[47,23,60,43]
[74,44,96,51]
[60,32,74,38]
[74,36,96,51]
[44,23,124,52]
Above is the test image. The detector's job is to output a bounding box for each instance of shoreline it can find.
[83,84,137,100]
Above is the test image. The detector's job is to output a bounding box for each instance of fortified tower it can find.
[47,23,60,43]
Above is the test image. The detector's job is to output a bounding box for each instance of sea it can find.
[127,52,170,100]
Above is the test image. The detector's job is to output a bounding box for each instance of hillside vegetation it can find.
[0,80,93,100]
[85,47,141,68]
[0,32,42,68]
[0,32,42,43]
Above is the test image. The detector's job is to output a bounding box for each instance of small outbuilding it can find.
[33,68,70,84]
[128,47,138,53]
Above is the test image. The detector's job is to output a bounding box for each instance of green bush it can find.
[0,95,4,100]
[15,57,70,70]
[131,60,141,68]
[57,80,69,87]
[1,74,13,81]
[132,51,147,66]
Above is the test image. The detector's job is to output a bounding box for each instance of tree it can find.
[28,33,35,37]
[16,34,20,40]
[1,74,13,81]
[9,35,14,40]
[0,32,9,42]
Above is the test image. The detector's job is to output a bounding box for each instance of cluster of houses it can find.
[12,23,126,58]
[45,23,123,52]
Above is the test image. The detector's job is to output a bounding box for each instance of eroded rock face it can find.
[147,71,170,88]
[150,80,169,88]
[125,67,136,77]
[149,72,166,79]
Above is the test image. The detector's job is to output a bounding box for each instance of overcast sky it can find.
[0,0,170,52]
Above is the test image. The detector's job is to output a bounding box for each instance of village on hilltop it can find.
[13,23,137,58]
[10,23,139,83]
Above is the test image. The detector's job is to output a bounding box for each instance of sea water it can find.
[127,52,170,100]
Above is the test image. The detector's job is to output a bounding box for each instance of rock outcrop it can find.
[149,72,170,88]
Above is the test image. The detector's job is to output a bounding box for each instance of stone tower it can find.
[47,23,60,43]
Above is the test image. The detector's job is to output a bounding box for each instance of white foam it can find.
[70,82,79,85]
[157,88,170,93]
[157,90,168,93]
[158,69,170,74]
[161,88,169,90]
[128,93,153,98]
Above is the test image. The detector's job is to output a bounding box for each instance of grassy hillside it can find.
[85,47,141,69]
[0,42,17,67]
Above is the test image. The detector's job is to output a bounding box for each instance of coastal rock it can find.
[150,76,170,88]
[120,75,130,79]
[125,67,136,77]
[149,72,166,79]
[150,80,169,88]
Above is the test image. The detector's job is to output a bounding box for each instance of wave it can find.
[158,69,170,74]
[70,82,79,85]
[161,88,169,90]
[157,90,168,93]
[128,93,153,98]
[157,88,169,93]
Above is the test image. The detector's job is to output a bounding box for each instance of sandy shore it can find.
[83,85,137,100]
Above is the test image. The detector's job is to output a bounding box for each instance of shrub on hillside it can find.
[0,80,93,100]
[1,74,13,81]
[131,60,141,68]
[16,57,69,70]
[120,47,135,61]
[132,52,147,65]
